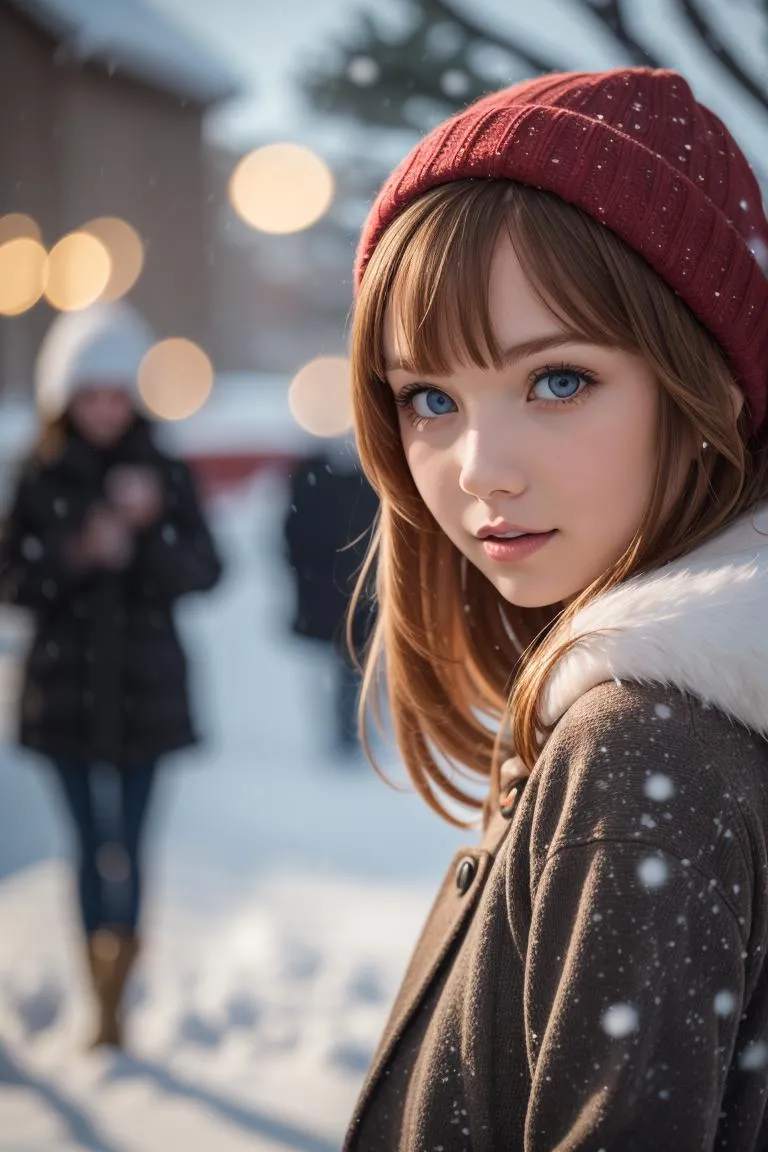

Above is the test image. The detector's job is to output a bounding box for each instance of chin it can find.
[491,574,576,610]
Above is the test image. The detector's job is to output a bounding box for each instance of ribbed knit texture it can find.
[355,68,768,434]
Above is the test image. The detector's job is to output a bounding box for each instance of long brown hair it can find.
[350,179,768,826]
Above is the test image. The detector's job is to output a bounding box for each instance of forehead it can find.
[74,386,132,407]
[382,231,564,371]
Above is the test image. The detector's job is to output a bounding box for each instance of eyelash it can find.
[392,383,445,431]
[393,363,600,430]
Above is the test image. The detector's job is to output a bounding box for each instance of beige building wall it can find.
[0,4,212,393]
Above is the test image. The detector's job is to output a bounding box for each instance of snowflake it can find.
[347,57,380,87]
[637,856,669,889]
[644,773,674,801]
[602,1003,639,1038]
[714,990,737,1017]
[739,1041,768,1071]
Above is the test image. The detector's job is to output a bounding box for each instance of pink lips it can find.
[475,521,540,539]
[480,530,557,563]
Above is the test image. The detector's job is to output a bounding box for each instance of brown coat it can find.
[344,681,768,1150]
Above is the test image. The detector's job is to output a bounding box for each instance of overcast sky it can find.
[144,0,768,182]
[145,0,388,149]
[141,0,625,158]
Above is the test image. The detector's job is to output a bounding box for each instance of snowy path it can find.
[0,475,467,1151]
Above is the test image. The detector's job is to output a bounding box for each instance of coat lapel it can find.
[344,779,527,1147]
[540,503,768,737]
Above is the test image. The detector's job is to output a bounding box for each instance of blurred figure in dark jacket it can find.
[283,435,378,759]
[0,301,222,1049]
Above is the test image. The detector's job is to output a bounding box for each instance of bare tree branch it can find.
[300,0,575,132]
[299,0,768,160]
[673,0,768,112]
[428,0,563,75]
[572,0,662,67]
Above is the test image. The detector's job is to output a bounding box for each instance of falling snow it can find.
[714,990,737,1016]
[20,536,43,562]
[601,1003,639,1038]
[637,856,669,888]
[644,773,675,801]
[441,70,471,98]
[739,1041,768,1071]
[347,56,380,87]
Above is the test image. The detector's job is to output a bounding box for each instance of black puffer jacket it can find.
[283,451,378,651]
[0,418,222,767]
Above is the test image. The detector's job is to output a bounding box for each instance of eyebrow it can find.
[383,332,592,374]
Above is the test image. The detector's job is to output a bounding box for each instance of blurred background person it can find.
[283,435,378,760]
[0,300,222,1049]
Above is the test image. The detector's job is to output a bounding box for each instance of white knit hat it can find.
[35,301,155,419]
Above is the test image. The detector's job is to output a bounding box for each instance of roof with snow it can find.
[8,0,241,106]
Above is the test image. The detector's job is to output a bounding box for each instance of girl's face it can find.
[383,233,660,608]
[68,385,136,449]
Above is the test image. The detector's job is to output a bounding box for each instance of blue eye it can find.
[410,388,457,418]
[531,368,589,402]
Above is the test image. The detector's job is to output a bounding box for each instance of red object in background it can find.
[165,377,311,497]
[187,450,298,498]
[0,375,318,510]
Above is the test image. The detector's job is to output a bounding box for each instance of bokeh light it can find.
[0,213,42,245]
[441,69,471,97]
[288,356,353,437]
[138,338,214,420]
[44,231,111,311]
[347,56,380,86]
[229,143,335,235]
[81,217,144,301]
[0,238,47,316]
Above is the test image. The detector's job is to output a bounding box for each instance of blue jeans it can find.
[51,762,157,935]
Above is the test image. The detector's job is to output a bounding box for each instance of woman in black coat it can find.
[0,302,222,1047]
[283,438,378,757]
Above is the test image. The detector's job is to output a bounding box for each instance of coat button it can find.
[500,787,520,819]
[455,855,477,895]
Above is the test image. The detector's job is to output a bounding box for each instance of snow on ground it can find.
[0,472,468,1151]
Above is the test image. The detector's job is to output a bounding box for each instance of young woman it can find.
[343,69,768,1150]
[0,301,222,1048]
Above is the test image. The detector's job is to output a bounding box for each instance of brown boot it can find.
[86,927,140,1049]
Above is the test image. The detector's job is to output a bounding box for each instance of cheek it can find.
[403,438,455,519]
[73,411,96,438]
[563,392,657,520]
[402,435,429,478]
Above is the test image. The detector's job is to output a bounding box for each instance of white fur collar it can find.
[541,503,768,736]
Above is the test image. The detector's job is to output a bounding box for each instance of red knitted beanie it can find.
[355,68,768,434]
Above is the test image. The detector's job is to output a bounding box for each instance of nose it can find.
[458,424,528,499]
